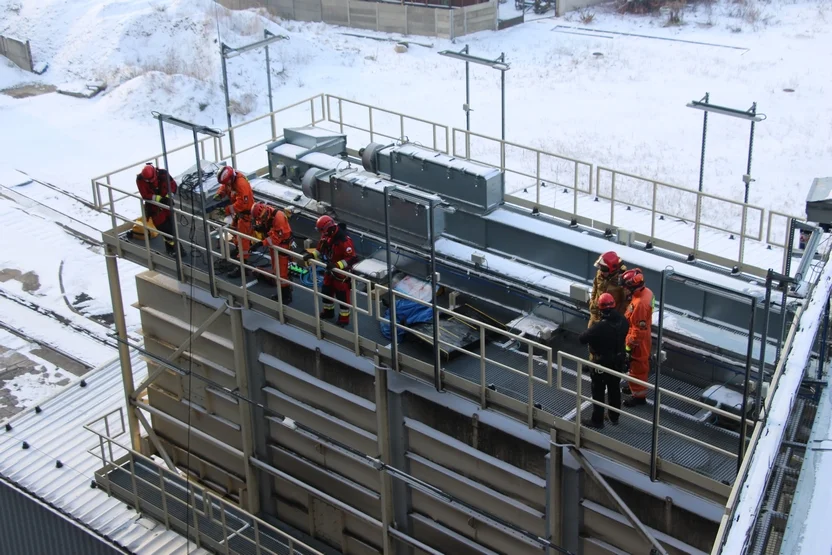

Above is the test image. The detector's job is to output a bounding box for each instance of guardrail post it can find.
[338,97,344,133]
[536,151,541,205]
[575,361,582,448]
[650,269,668,482]
[610,171,616,227]
[693,193,702,255]
[527,342,535,428]
[479,326,487,408]
[652,182,659,241]
[384,185,399,371]
[738,296,758,470]
[311,262,322,340]
[105,246,141,452]
[739,203,749,272]
[369,106,375,143]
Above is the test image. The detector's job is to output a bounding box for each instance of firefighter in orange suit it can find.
[252,202,295,304]
[620,268,655,406]
[303,215,358,326]
[213,166,254,279]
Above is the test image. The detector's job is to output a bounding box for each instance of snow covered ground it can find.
[0,0,830,414]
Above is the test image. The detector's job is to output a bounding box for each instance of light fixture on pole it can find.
[438,46,510,149]
[220,31,288,167]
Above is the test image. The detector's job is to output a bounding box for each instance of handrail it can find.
[95,176,747,488]
[451,128,592,216]
[557,351,740,464]
[324,94,450,153]
[84,409,325,555]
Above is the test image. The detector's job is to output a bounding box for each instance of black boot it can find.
[623,396,647,408]
[271,287,293,305]
[581,417,604,430]
[320,307,334,320]
[227,266,245,279]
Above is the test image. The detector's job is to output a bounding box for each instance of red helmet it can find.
[316,215,336,235]
[140,164,157,182]
[595,251,622,274]
[598,292,616,310]
[218,166,236,186]
[251,202,270,222]
[622,268,645,290]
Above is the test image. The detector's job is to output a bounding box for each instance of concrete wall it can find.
[555,0,608,16]
[0,35,33,72]
[217,0,498,39]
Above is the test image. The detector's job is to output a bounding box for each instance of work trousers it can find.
[628,358,650,398]
[322,278,351,320]
[591,370,621,425]
[153,213,175,248]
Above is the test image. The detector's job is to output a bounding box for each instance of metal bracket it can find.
[568,445,669,555]
[130,302,228,400]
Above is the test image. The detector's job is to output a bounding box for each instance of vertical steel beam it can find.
[757,270,773,419]
[105,246,141,452]
[375,365,394,555]
[220,44,236,168]
[429,200,441,391]
[157,118,183,281]
[227,296,260,514]
[547,436,563,551]
[650,269,668,482]
[739,296,758,469]
[192,129,217,298]
[697,92,709,193]
[777,217,796,364]
[819,297,830,381]
[500,52,506,141]
[744,102,757,205]
[384,185,399,371]
[264,30,275,139]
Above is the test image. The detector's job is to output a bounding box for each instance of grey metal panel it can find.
[315,169,444,247]
[321,0,349,25]
[379,143,504,213]
[0,479,125,555]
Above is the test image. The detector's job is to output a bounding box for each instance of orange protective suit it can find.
[624,286,655,398]
[261,208,293,283]
[219,173,254,259]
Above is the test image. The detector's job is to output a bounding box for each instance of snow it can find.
[393,144,501,179]
[720,250,832,554]
[270,143,306,158]
[486,208,768,297]
[436,236,574,296]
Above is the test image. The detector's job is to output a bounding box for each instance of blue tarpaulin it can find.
[380,298,434,341]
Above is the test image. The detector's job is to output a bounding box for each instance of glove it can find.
[625,347,632,365]
[302,253,313,262]
[212,193,222,202]
[326,261,336,272]
[153,194,166,203]
[251,241,264,252]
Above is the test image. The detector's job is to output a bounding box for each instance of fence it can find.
[85,409,326,555]
[216,0,497,39]
[89,91,803,279]
[0,34,34,72]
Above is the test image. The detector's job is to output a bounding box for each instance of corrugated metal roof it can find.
[0,353,207,555]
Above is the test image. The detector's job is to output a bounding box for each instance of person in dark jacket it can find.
[578,292,630,428]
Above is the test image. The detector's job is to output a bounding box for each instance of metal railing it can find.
[85,408,324,555]
[451,128,593,216]
[89,93,327,210]
[324,94,450,153]
[556,352,742,467]
[93,176,750,498]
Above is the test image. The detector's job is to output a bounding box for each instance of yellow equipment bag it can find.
[132,217,159,239]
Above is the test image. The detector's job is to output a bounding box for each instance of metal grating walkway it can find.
[105,456,325,555]
[120,230,739,484]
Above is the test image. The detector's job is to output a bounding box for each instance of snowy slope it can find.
[1,0,831,220]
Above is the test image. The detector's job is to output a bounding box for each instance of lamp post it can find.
[438,47,510,149]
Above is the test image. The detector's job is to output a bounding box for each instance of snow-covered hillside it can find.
[1,0,831,217]
[0,0,830,414]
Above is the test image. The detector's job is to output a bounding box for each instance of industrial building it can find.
[2,92,831,555]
